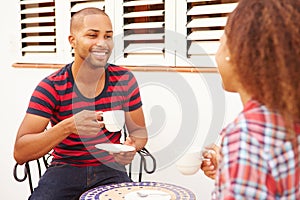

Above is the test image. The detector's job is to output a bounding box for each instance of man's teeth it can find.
[94,52,106,56]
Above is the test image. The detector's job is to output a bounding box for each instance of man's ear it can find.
[68,35,76,48]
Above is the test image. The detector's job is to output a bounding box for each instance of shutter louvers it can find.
[20,0,56,54]
[70,0,106,14]
[122,0,165,58]
[186,0,237,58]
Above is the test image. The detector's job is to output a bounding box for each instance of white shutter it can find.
[17,0,109,63]
[70,0,106,14]
[17,0,238,67]
[18,0,72,63]
[176,0,237,67]
[20,0,56,55]
[113,0,175,66]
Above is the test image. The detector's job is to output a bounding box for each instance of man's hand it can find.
[71,110,103,136]
[112,137,136,165]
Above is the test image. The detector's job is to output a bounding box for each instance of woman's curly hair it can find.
[225,0,300,139]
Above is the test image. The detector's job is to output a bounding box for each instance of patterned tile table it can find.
[80,181,196,200]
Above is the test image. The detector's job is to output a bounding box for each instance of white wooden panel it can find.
[123,0,163,7]
[21,16,55,24]
[188,41,220,55]
[71,2,105,12]
[187,0,216,2]
[187,3,237,15]
[124,33,164,41]
[188,55,217,67]
[123,10,164,18]
[22,36,56,43]
[21,26,55,33]
[20,0,54,5]
[123,22,164,29]
[124,43,164,53]
[187,30,223,40]
[71,0,94,2]
[20,6,55,14]
[22,45,56,52]
[187,17,227,28]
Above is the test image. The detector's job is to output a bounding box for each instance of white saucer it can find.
[95,143,135,153]
[124,190,171,200]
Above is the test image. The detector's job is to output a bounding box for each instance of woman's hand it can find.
[200,144,220,180]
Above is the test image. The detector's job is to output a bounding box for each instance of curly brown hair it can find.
[225,0,300,139]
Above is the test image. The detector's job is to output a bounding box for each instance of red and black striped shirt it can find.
[27,63,142,166]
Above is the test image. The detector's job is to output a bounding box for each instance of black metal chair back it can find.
[13,127,156,193]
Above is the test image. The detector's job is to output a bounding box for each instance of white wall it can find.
[0,1,243,199]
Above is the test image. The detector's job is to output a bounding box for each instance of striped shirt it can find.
[213,100,300,200]
[27,63,142,166]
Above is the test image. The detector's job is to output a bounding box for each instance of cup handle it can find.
[96,111,103,123]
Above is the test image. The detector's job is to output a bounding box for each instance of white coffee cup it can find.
[98,110,125,132]
[176,146,202,175]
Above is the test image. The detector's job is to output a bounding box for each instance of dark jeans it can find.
[28,163,132,200]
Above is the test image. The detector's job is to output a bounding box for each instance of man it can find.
[14,7,148,200]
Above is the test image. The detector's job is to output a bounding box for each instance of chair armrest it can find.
[129,147,156,182]
[138,147,156,174]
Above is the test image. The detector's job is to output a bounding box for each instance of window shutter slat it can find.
[22,36,56,43]
[187,0,216,2]
[124,43,164,54]
[123,0,163,7]
[21,26,55,33]
[187,17,227,28]
[124,33,164,41]
[22,45,56,52]
[123,10,164,18]
[20,6,55,14]
[187,3,237,15]
[70,0,95,2]
[123,22,164,29]
[20,0,54,5]
[70,2,105,12]
[21,16,55,24]
[188,41,220,55]
[187,30,223,40]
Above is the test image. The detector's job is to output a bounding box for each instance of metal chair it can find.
[13,152,52,194]
[13,128,156,193]
[123,126,156,182]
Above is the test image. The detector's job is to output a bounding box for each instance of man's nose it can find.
[96,38,107,47]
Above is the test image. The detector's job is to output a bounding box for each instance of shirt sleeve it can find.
[216,124,271,200]
[27,77,58,118]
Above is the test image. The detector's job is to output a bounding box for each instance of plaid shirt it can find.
[213,100,300,200]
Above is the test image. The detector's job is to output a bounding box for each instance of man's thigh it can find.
[29,164,86,200]
[87,163,132,189]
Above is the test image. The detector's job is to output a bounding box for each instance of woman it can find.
[202,0,300,199]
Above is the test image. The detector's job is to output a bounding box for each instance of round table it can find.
[80,181,196,200]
